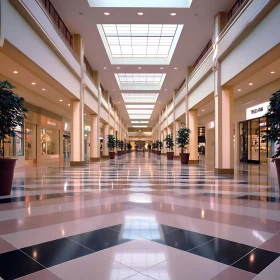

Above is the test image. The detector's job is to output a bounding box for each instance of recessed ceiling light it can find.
[238,89,241,92]
[174,67,177,70]
[249,83,253,86]
[271,71,275,74]
[160,67,164,70]
[79,12,83,15]
[118,102,120,103]
[114,89,116,91]
[104,12,110,15]
[117,67,120,69]
[84,114,87,116]
[42,88,46,91]
[159,102,161,103]
[170,13,176,16]
[202,110,204,112]
[164,89,167,91]
[59,99,63,102]
[31,82,36,85]
[104,67,107,69]
[13,71,18,74]
[138,12,143,15]
[68,104,70,106]
[138,67,141,69]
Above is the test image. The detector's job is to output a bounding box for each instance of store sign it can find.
[246,102,269,120]
[47,121,56,126]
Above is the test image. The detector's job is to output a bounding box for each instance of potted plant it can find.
[127,142,132,152]
[176,127,191,164]
[157,140,163,155]
[107,134,116,159]
[265,89,280,186]
[120,140,124,155]
[165,134,174,160]
[0,81,28,195]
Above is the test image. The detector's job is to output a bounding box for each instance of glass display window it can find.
[41,127,59,155]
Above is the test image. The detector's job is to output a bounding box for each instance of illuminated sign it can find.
[246,102,269,120]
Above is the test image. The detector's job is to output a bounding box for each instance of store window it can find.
[25,123,37,160]
[41,128,59,155]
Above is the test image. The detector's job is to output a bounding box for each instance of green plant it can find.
[157,140,163,151]
[265,90,280,158]
[0,81,28,158]
[153,141,158,150]
[107,134,116,151]
[164,134,174,151]
[127,142,132,150]
[176,127,191,153]
[119,140,124,151]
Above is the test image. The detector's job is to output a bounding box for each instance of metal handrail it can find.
[228,0,246,21]
[193,39,213,70]
[84,56,94,77]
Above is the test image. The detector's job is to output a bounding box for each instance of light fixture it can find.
[104,67,107,69]
[68,104,70,106]
[238,89,241,92]
[118,102,120,103]
[13,71,18,74]
[42,89,46,91]
[138,67,141,69]
[138,12,143,15]
[159,102,161,103]
[271,71,275,74]
[104,12,110,15]
[31,82,36,85]
[114,89,116,91]
[170,13,176,16]
[117,67,120,69]
[84,114,87,116]
[249,83,253,86]
[202,110,204,112]
[164,89,167,91]
[174,67,177,70]
[59,99,63,102]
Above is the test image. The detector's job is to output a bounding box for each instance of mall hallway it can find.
[0,152,279,279]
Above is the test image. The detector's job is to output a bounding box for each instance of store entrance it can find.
[239,117,269,164]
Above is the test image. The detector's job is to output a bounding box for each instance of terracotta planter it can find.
[274,158,280,186]
[157,151,161,155]
[180,153,190,164]
[167,152,174,160]
[0,158,17,196]
[109,152,115,159]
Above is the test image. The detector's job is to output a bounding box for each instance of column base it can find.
[70,161,84,166]
[215,168,234,174]
[189,160,199,164]
[90,157,100,162]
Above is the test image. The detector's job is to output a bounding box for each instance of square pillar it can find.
[174,120,180,156]
[188,110,199,163]
[90,115,100,161]
[103,124,109,157]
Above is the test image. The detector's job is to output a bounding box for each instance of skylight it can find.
[122,93,158,103]
[97,24,184,65]
[127,110,153,115]
[131,121,149,123]
[102,24,177,58]
[133,126,148,128]
[129,115,151,119]
[126,105,154,109]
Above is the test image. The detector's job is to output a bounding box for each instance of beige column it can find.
[214,63,234,173]
[90,115,100,161]
[188,110,199,163]
[70,97,84,166]
[174,120,180,156]
[103,124,109,157]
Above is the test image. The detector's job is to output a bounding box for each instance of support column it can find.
[188,110,199,163]
[70,98,84,166]
[162,129,167,154]
[174,121,180,156]
[214,64,234,173]
[90,115,100,161]
[103,124,109,157]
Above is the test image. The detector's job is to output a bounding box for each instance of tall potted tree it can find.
[0,81,28,195]
[107,134,116,159]
[265,90,280,186]
[176,127,191,164]
[119,140,124,155]
[165,134,174,160]
[157,140,163,155]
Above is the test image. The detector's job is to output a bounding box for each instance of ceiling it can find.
[52,0,236,127]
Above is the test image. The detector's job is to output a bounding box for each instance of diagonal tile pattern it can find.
[0,152,280,279]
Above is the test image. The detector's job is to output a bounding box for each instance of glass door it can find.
[240,122,248,162]
[248,119,260,163]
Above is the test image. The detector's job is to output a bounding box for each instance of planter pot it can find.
[167,152,174,160]
[274,158,280,186]
[157,151,161,155]
[109,152,115,159]
[0,158,17,196]
[180,153,190,164]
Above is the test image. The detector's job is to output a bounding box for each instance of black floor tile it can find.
[68,227,130,252]
[236,195,280,202]
[189,238,254,265]
[154,229,215,251]
[232,248,280,274]
[22,238,92,267]
[0,250,44,280]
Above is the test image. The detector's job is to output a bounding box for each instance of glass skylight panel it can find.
[133,126,147,128]
[131,121,149,123]
[129,115,151,119]
[127,110,153,115]
[126,105,154,109]
[117,74,163,85]
[122,93,158,103]
[102,24,178,58]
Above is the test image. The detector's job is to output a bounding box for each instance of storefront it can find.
[239,102,271,164]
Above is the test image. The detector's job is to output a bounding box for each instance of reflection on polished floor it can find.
[0,152,280,280]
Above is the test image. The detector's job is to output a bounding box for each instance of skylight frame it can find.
[131,121,149,123]
[122,93,159,103]
[97,24,184,65]
[129,115,151,119]
[126,105,154,109]
[127,109,153,115]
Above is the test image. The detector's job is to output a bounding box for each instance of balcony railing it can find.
[84,56,94,77]
[228,0,247,21]
[38,0,73,48]
[193,39,213,70]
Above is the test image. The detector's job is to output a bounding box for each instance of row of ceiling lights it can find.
[104,66,177,70]
[104,12,177,16]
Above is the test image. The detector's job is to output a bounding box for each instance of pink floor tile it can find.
[210,267,256,280]
[0,237,17,254]
[259,235,280,253]
[241,219,280,234]
[17,269,62,279]
[0,218,37,235]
